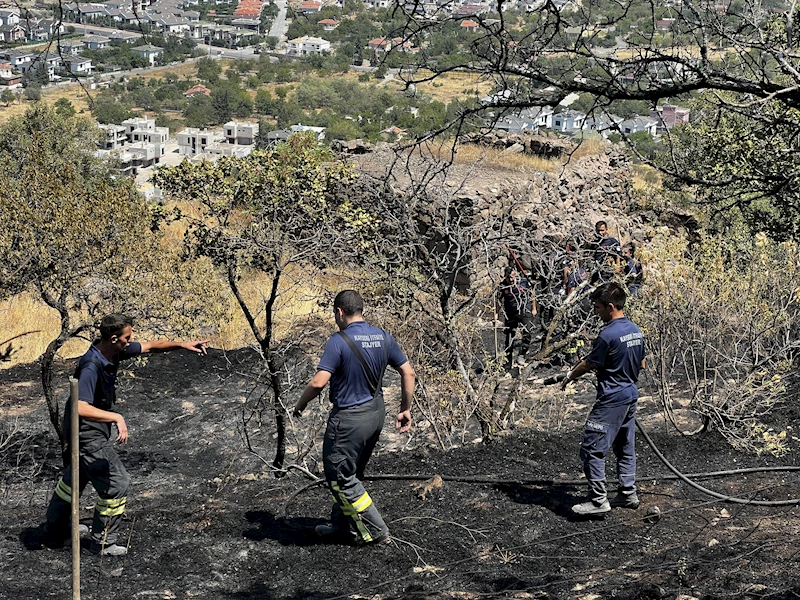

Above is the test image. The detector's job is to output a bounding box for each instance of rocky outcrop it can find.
[347,137,673,287]
[330,139,374,154]
[462,130,575,159]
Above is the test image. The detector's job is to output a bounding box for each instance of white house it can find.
[82,35,110,50]
[62,56,93,75]
[0,50,35,72]
[519,106,554,129]
[224,121,259,145]
[289,124,325,140]
[551,109,586,132]
[106,29,139,44]
[126,142,161,168]
[122,117,168,147]
[40,54,63,81]
[496,116,538,133]
[58,40,85,55]
[98,124,128,150]
[26,19,64,42]
[177,127,222,156]
[131,44,164,66]
[620,115,658,137]
[286,36,331,56]
[205,141,253,158]
[584,114,624,138]
[152,16,191,35]
[0,9,20,26]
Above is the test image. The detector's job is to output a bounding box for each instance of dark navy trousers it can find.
[322,396,389,543]
[579,400,637,504]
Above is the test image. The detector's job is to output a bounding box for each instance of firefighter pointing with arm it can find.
[294,290,415,545]
[561,282,646,516]
[42,314,208,556]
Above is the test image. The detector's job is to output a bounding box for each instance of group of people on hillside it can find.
[498,220,643,370]
[34,220,645,556]
[496,220,646,517]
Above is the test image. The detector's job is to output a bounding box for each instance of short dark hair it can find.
[99,314,133,340]
[504,266,514,277]
[625,242,636,257]
[595,220,608,230]
[590,282,627,310]
[334,290,364,317]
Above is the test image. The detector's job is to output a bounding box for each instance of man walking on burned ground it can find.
[561,282,645,516]
[294,290,415,545]
[41,314,209,556]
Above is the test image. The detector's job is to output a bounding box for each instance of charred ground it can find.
[1,349,799,600]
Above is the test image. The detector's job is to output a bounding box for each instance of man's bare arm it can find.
[395,361,415,433]
[77,401,128,442]
[560,359,596,390]
[139,340,209,354]
[293,370,332,417]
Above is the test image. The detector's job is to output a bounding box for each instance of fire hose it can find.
[282,424,800,519]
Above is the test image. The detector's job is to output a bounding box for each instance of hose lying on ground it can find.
[282,461,800,518]
[635,418,800,506]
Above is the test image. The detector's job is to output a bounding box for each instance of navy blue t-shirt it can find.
[318,321,407,409]
[498,277,533,317]
[594,236,621,265]
[65,341,142,443]
[584,317,644,406]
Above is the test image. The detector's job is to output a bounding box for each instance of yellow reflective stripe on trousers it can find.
[96,497,127,517]
[55,479,73,503]
[351,491,373,513]
[330,482,373,543]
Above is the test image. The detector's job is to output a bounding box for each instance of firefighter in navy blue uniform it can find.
[561,282,646,516]
[498,267,537,368]
[43,314,208,556]
[294,290,415,545]
[592,220,622,284]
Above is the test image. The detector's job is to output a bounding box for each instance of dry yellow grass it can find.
[439,137,608,173]
[0,85,92,123]
[0,58,211,124]
[631,163,663,190]
[0,193,341,369]
[0,294,88,364]
[387,70,493,103]
[452,143,563,173]
[612,45,731,62]
[0,268,334,369]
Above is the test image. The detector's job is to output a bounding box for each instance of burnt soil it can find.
[2,349,799,600]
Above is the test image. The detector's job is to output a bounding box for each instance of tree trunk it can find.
[227,264,286,471]
[263,269,286,472]
[37,290,74,463]
[440,300,497,442]
[41,332,70,455]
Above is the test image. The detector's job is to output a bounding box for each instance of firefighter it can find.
[42,314,208,556]
[294,290,415,545]
[561,282,646,516]
[498,266,537,369]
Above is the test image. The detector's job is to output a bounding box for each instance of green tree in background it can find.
[0,103,224,453]
[196,56,222,83]
[153,133,369,471]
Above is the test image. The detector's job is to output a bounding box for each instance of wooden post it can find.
[69,377,81,600]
